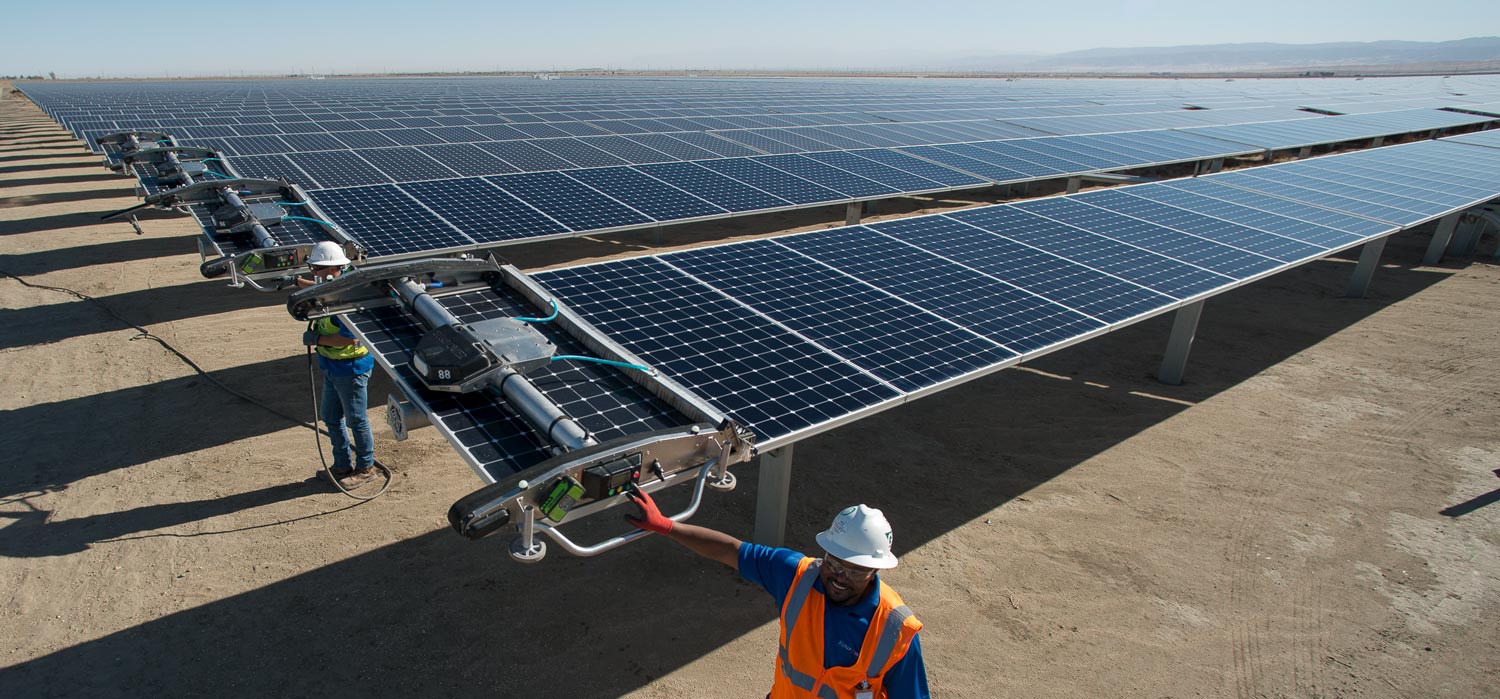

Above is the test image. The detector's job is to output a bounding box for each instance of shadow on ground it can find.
[0,277,288,351]
[0,233,198,275]
[0,231,1467,698]
[0,187,136,210]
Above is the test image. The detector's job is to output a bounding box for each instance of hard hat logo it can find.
[815,504,899,570]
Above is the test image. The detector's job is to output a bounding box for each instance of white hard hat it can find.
[815,504,898,569]
[308,241,350,267]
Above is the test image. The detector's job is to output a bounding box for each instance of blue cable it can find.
[200,158,224,165]
[513,299,559,323]
[201,169,234,179]
[273,201,309,206]
[551,355,653,374]
[283,215,338,228]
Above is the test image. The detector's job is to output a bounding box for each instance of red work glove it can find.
[625,484,673,535]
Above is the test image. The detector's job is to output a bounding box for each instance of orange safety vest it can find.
[769,557,921,699]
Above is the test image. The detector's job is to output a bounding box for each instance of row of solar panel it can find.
[224,120,1497,260]
[284,131,1265,258]
[507,136,1500,449]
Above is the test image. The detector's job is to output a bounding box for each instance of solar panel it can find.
[1157,179,1398,237]
[662,238,1018,392]
[634,161,794,212]
[564,167,727,221]
[486,171,653,231]
[310,184,472,256]
[949,205,1231,299]
[1013,197,1285,279]
[355,147,462,183]
[535,257,901,442]
[754,154,900,199]
[1072,189,1328,262]
[416,143,520,176]
[866,215,1174,324]
[288,150,392,189]
[697,158,847,204]
[800,150,949,192]
[399,178,567,243]
[474,140,577,171]
[775,226,1105,354]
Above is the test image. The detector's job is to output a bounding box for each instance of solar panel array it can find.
[487,135,1500,451]
[21,76,1500,263]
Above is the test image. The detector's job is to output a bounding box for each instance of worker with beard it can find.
[626,486,928,698]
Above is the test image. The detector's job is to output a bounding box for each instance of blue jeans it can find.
[322,371,374,471]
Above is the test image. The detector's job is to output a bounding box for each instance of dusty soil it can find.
[2,87,1498,698]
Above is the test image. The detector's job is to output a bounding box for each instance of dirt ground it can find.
[1,87,1498,699]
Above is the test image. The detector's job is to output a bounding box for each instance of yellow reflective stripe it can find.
[313,315,368,361]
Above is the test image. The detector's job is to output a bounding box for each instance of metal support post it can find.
[1065,175,1082,194]
[1370,136,1385,147]
[1422,212,1462,265]
[753,445,794,546]
[1207,157,1224,174]
[1157,301,1204,386]
[845,201,862,226]
[1346,236,1388,298]
[1297,146,1313,159]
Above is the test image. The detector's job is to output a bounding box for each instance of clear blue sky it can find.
[2,0,1492,77]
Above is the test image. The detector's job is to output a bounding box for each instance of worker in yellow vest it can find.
[296,242,376,488]
[627,487,929,698]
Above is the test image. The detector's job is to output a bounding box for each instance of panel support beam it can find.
[1347,236,1388,298]
[1297,146,1313,159]
[1207,157,1224,174]
[1065,175,1082,194]
[845,201,862,226]
[753,445,794,547]
[1157,300,1204,386]
[1370,135,1385,147]
[1422,212,1462,265]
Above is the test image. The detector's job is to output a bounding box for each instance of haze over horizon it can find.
[3,0,1496,78]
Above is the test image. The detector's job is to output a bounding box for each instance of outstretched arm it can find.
[627,485,741,568]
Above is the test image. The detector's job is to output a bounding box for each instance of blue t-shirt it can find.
[738,543,929,699]
[317,316,375,377]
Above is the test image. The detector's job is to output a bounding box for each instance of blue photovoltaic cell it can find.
[355,147,461,182]
[416,143,519,176]
[1208,173,1429,224]
[548,122,611,137]
[330,131,401,149]
[1235,169,1466,211]
[1001,140,1116,170]
[1073,189,1325,262]
[221,135,290,156]
[535,257,901,442]
[954,142,1078,176]
[755,129,842,152]
[622,134,723,161]
[310,184,472,256]
[376,129,445,146]
[486,171,652,230]
[898,145,1030,182]
[565,167,726,221]
[422,126,487,143]
[1015,197,1281,279]
[1300,160,1498,201]
[508,122,574,139]
[230,123,284,136]
[580,135,679,164]
[278,132,345,152]
[288,150,392,189]
[950,205,1230,299]
[666,132,765,158]
[786,128,878,150]
[1120,183,1369,248]
[634,161,793,212]
[224,153,314,186]
[870,215,1174,324]
[779,226,1106,353]
[475,140,577,171]
[664,239,1016,392]
[467,124,533,141]
[755,154,900,198]
[712,130,806,154]
[400,178,567,243]
[1159,179,1396,238]
[801,150,947,192]
[811,126,895,148]
[698,158,847,205]
[531,138,630,168]
[848,149,986,187]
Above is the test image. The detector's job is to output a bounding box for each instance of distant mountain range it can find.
[942,37,1500,73]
